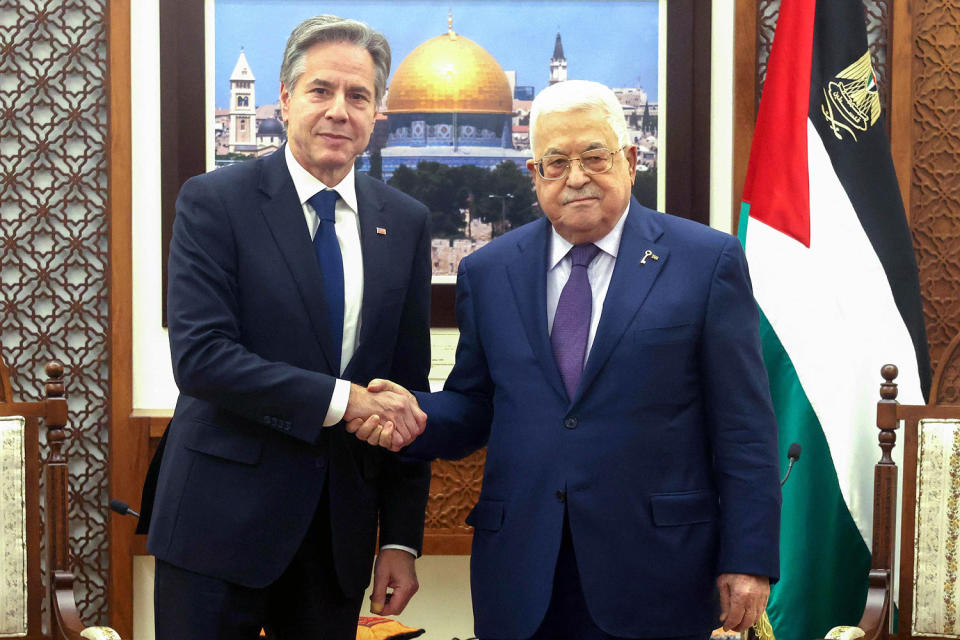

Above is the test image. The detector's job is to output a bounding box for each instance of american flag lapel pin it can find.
[376,227,387,236]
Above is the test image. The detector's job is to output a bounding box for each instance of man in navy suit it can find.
[353,80,781,640]
[147,15,430,640]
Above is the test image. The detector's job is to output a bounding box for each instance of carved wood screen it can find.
[736,0,960,380]
[910,1,960,379]
[0,0,110,626]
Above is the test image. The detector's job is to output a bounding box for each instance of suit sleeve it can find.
[702,236,781,581]
[378,206,432,551]
[167,175,338,443]
[405,258,495,462]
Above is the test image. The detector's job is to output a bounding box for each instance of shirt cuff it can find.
[380,544,418,557]
[322,378,351,426]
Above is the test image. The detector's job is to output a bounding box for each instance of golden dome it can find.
[387,29,513,114]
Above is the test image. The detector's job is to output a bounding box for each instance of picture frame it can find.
[158,0,711,327]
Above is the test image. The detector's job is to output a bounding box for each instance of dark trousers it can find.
[154,489,363,640]
[490,516,714,640]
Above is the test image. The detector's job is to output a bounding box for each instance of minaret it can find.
[228,49,257,153]
[549,33,567,85]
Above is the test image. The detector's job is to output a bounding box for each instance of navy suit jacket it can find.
[407,200,781,639]
[147,148,432,595]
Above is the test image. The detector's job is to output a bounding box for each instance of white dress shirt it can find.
[285,148,418,557]
[284,145,361,426]
[546,203,631,367]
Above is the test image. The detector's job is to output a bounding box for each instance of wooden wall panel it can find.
[890,0,914,212]
[910,0,960,374]
[107,0,137,635]
[733,0,759,218]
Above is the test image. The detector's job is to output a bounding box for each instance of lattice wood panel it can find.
[862,0,892,136]
[426,450,486,534]
[935,351,960,405]
[0,0,109,623]
[912,0,960,377]
[756,0,781,110]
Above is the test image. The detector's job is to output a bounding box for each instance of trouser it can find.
[154,487,363,640]
[492,514,714,640]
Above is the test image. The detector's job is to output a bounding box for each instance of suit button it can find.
[563,416,579,429]
[556,490,566,503]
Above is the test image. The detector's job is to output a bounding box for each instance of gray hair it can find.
[528,80,630,154]
[279,15,391,106]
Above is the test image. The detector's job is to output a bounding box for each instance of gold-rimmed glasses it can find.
[533,145,626,180]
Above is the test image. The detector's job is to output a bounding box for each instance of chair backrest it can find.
[867,335,960,640]
[0,356,84,640]
[0,413,29,636]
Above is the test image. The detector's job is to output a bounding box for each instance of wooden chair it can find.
[830,334,960,640]
[0,356,119,640]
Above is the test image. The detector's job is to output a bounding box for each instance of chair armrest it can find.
[825,626,866,640]
[817,570,890,640]
[51,569,122,640]
[81,627,122,640]
[854,568,891,640]
[51,569,86,640]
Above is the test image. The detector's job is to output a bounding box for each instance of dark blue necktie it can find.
[308,190,343,372]
[551,243,601,398]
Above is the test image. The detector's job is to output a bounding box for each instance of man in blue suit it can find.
[354,80,781,640]
[146,15,430,640]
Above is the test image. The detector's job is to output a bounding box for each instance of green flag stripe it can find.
[758,309,872,639]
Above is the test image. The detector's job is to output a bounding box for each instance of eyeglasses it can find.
[533,146,626,180]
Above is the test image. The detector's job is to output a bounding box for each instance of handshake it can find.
[343,379,426,452]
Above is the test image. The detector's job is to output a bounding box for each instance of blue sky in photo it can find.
[214,0,659,110]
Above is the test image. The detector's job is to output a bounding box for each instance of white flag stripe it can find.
[744,118,924,546]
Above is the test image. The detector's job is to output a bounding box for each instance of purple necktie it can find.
[551,243,601,398]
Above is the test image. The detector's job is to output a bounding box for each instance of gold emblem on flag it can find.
[820,50,881,141]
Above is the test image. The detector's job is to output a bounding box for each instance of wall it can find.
[711,0,735,233]
[131,0,178,410]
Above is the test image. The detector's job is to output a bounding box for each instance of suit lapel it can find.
[573,200,669,405]
[506,218,568,403]
[349,174,390,375]
[257,149,339,373]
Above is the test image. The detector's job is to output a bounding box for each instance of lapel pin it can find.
[640,249,660,265]
[376,227,387,236]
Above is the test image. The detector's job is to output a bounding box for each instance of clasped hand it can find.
[344,379,426,451]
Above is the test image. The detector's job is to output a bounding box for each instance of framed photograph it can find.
[159,0,711,326]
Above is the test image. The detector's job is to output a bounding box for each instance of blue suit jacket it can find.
[408,200,781,639]
[147,148,432,595]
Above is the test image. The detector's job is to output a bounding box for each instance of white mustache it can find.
[560,188,603,204]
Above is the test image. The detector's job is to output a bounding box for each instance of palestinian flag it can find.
[738,2,932,640]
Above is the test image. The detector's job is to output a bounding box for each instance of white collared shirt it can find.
[546,203,630,366]
[284,145,361,426]
[286,147,418,557]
